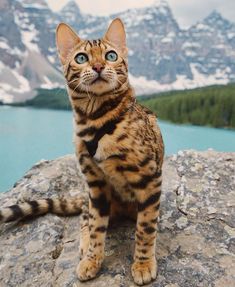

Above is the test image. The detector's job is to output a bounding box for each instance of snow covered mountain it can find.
[0,0,63,102]
[0,0,235,103]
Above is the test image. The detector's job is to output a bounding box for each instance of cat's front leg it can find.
[78,204,90,259]
[77,189,110,281]
[76,143,111,281]
[131,171,162,286]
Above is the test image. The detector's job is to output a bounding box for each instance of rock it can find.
[0,150,234,287]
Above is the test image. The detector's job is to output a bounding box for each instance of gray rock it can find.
[0,150,234,287]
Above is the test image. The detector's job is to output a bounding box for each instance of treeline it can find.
[12,88,71,110]
[140,84,235,128]
[10,83,235,128]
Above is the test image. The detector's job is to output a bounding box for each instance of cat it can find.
[0,18,164,286]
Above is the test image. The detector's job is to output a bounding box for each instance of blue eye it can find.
[105,51,118,62]
[75,53,88,64]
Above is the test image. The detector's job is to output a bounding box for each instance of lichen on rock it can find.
[0,150,234,287]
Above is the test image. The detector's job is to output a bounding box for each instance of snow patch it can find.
[161,37,173,43]
[129,50,134,56]
[0,59,32,103]
[21,29,39,52]
[129,63,229,96]
[0,84,14,103]
[182,42,201,49]
[12,70,31,92]
[195,23,211,31]
[21,3,47,9]
[48,47,56,53]
[227,32,235,39]
[48,55,55,64]
[40,76,62,89]
[185,50,197,57]
[11,47,25,57]
[16,0,48,9]
[14,12,40,52]
[0,40,10,50]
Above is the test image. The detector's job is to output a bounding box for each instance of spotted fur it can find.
[0,18,164,286]
[0,197,85,223]
[57,18,164,285]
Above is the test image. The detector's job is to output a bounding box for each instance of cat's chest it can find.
[92,133,118,161]
[83,131,137,201]
[77,119,127,161]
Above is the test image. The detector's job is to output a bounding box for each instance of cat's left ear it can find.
[56,23,81,65]
[104,18,127,54]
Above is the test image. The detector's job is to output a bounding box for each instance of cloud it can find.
[76,0,155,16]
[46,0,235,28]
[168,0,235,27]
[47,0,155,14]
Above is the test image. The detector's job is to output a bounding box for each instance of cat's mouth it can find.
[91,75,108,85]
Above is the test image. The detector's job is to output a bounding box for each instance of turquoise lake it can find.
[0,106,235,193]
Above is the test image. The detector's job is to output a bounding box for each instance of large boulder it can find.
[0,150,234,287]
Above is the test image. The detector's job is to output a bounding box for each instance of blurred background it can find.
[0,0,235,192]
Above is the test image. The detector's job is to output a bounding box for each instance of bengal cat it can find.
[0,18,164,285]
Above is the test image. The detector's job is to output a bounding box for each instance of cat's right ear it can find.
[56,23,81,65]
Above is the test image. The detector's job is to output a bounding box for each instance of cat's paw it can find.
[131,258,157,286]
[76,257,102,281]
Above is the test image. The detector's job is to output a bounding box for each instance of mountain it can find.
[0,0,235,103]
[0,0,63,102]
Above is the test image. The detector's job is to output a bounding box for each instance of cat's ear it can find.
[104,18,127,53]
[56,23,81,65]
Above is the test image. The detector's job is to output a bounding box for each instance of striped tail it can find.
[0,196,86,224]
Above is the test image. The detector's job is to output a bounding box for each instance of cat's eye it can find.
[105,51,118,62]
[75,53,89,64]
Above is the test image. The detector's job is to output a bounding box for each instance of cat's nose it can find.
[92,63,104,73]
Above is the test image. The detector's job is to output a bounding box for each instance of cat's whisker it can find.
[67,78,79,85]
[84,86,93,113]
[85,85,92,100]
[115,78,125,89]
[110,81,118,94]
[110,78,118,93]
[70,81,83,98]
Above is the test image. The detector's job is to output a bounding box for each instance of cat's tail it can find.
[0,195,86,223]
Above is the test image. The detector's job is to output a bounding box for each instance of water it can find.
[0,106,235,193]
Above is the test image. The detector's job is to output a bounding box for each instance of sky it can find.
[46,0,235,28]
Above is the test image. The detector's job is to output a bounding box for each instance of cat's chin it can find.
[88,81,115,96]
[91,77,108,85]
[80,77,120,96]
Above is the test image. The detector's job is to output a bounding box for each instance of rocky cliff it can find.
[0,150,234,286]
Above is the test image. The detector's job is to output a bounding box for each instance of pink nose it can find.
[92,63,104,73]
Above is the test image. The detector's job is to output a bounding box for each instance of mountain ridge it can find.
[0,0,235,103]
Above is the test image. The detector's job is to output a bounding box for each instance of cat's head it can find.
[56,18,128,96]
